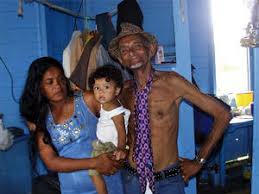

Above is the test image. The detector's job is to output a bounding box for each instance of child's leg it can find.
[91,175,108,194]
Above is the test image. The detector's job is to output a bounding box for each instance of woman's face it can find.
[40,66,67,103]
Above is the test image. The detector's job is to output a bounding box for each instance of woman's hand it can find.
[179,157,203,183]
[26,121,36,132]
[95,152,121,175]
[113,148,127,161]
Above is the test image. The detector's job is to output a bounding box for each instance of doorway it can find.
[211,0,250,95]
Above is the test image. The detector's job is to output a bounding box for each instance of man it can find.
[108,23,231,194]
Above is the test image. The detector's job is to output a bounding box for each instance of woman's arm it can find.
[82,90,100,116]
[36,131,119,175]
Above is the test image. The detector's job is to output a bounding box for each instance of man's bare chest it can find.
[124,89,178,118]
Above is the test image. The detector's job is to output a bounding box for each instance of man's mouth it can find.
[130,62,142,69]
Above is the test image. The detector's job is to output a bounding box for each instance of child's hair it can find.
[88,64,123,91]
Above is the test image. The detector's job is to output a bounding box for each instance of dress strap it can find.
[73,90,83,97]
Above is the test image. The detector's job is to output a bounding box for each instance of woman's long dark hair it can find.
[20,57,73,142]
[20,57,73,176]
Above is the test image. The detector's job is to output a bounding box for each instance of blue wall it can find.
[85,0,176,59]
[188,0,214,94]
[0,1,47,131]
[44,0,84,60]
[0,0,82,133]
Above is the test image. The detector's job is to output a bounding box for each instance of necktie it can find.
[133,72,155,193]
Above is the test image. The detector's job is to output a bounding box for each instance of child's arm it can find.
[111,113,127,160]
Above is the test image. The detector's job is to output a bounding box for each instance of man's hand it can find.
[94,152,121,175]
[179,157,203,183]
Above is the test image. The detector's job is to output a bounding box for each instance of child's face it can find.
[93,78,121,104]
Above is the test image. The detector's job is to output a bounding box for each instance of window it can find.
[211,0,250,95]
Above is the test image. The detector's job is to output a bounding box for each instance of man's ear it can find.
[116,57,127,69]
[117,56,123,64]
[149,43,158,58]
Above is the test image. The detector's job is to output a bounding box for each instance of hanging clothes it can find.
[70,32,101,90]
[62,31,84,77]
[96,12,116,50]
[85,35,103,89]
[66,8,134,91]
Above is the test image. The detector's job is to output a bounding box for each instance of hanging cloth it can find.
[69,33,101,90]
[85,35,102,89]
[62,31,84,77]
[96,12,116,50]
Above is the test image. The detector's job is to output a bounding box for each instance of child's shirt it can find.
[96,105,130,146]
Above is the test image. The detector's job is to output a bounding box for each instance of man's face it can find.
[118,34,151,70]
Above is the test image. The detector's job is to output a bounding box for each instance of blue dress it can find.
[46,93,124,194]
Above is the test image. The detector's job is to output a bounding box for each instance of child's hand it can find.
[113,148,127,161]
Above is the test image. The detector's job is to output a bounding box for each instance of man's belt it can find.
[124,162,181,181]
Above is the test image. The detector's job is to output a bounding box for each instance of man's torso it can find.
[121,71,183,171]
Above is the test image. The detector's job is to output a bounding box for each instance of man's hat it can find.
[108,22,158,60]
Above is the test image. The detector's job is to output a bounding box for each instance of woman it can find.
[19,57,123,194]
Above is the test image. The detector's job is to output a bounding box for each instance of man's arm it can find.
[171,73,232,181]
[191,94,231,160]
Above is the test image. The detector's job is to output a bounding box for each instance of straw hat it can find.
[108,22,158,59]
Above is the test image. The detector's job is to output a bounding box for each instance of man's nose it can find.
[128,48,136,56]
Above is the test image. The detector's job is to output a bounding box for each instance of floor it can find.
[197,164,251,194]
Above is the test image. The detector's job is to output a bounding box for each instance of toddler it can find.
[88,64,130,194]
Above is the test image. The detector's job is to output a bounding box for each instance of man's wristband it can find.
[125,145,130,150]
[194,155,206,165]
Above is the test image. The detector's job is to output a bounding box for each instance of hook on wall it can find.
[18,0,23,17]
